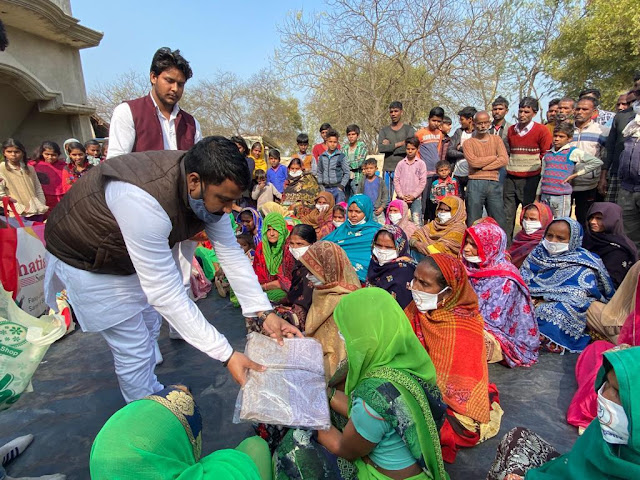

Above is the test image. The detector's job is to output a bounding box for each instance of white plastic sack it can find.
[233,332,330,430]
[0,287,66,410]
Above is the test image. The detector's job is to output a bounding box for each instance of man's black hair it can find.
[0,19,8,51]
[548,98,561,108]
[150,47,193,80]
[319,123,332,132]
[184,136,250,190]
[429,107,445,119]
[296,133,309,144]
[519,96,540,112]
[346,124,360,135]
[553,121,575,137]
[492,96,509,108]
[84,139,100,148]
[405,137,420,148]
[634,71,640,82]
[457,106,478,119]
[268,149,281,160]
[579,88,601,100]
[363,157,378,167]
[389,101,403,110]
[577,96,598,109]
[325,128,339,139]
[442,115,452,124]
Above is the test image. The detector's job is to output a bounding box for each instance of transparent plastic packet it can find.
[233,332,330,430]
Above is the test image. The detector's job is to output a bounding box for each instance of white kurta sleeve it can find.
[194,118,203,144]
[107,103,136,159]
[204,213,272,317]
[105,180,233,361]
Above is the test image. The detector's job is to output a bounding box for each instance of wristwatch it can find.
[257,309,275,328]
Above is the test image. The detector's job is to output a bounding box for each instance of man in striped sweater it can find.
[504,97,553,240]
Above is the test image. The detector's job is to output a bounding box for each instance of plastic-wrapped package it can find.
[233,333,330,430]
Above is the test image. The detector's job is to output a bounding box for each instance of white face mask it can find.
[333,220,344,228]
[389,212,402,225]
[373,247,398,265]
[597,384,629,445]
[463,254,482,264]
[316,203,330,212]
[289,245,310,261]
[542,238,570,255]
[306,273,324,286]
[349,218,366,226]
[437,212,452,223]
[522,219,542,235]
[410,281,449,312]
[289,170,303,178]
[633,101,640,115]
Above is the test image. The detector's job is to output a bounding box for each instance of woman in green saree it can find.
[90,385,272,479]
[275,287,449,480]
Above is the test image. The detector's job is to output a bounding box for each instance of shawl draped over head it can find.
[300,241,361,379]
[405,253,491,423]
[253,213,294,302]
[282,173,320,207]
[385,199,418,239]
[583,202,638,288]
[240,207,263,247]
[300,191,335,239]
[62,138,80,164]
[411,196,467,257]
[520,217,615,353]
[508,202,554,269]
[462,222,539,368]
[260,212,289,275]
[366,225,417,309]
[323,194,381,282]
[333,288,449,480]
[528,346,640,480]
[90,386,261,479]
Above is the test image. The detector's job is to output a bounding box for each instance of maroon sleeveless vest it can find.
[126,95,197,152]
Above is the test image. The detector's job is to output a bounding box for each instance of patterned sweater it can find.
[506,122,552,177]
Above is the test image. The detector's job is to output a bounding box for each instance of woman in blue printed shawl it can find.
[520,217,615,353]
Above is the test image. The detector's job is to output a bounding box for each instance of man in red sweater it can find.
[504,97,553,240]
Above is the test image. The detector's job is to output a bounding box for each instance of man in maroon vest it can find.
[45,137,301,403]
[107,47,201,157]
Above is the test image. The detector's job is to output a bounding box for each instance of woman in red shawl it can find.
[300,192,335,239]
[405,253,502,463]
[508,202,553,268]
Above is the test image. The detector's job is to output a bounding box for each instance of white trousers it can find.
[100,304,164,403]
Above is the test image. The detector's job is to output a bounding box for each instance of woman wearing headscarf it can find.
[385,199,418,240]
[461,221,539,368]
[366,225,416,309]
[62,137,80,164]
[410,196,466,258]
[90,385,272,479]
[521,217,615,354]
[299,241,360,380]
[301,191,335,239]
[281,158,320,208]
[508,202,554,268]
[583,202,637,288]
[323,194,381,282]
[405,254,502,463]
[252,212,294,304]
[487,346,640,480]
[238,207,263,247]
[275,288,449,480]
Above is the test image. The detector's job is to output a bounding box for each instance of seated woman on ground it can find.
[487,346,640,480]
[275,224,317,331]
[520,217,615,354]
[298,241,360,380]
[275,288,449,480]
[508,202,554,269]
[385,199,418,240]
[238,207,263,247]
[301,191,335,239]
[323,194,381,282]
[410,196,466,259]
[281,158,320,208]
[405,254,502,463]
[461,221,539,367]
[91,385,272,480]
[0,138,49,221]
[583,202,637,289]
[366,225,416,309]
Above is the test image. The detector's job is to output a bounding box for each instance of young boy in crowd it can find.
[291,133,315,174]
[393,137,427,225]
[415,107,445,221]
[266,149,288,193]
[536,121,602,218]
[84,139,102,166]
[317,129,349,204]
[344,124,368,197]
[439,116,453,161]
[430,160,459,205]
[251,169,282,210]
[357,158,389,224]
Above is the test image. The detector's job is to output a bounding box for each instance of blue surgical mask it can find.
[188,182,222,223]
